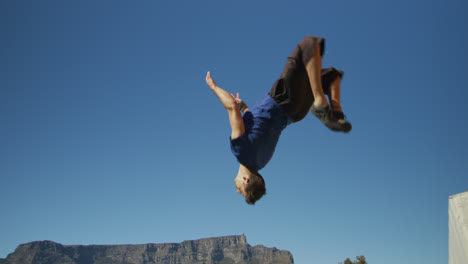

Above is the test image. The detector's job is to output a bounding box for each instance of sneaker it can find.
[333,111,352,133]
[310,104,351,133]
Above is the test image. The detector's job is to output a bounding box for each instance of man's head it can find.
[234,165,266,205]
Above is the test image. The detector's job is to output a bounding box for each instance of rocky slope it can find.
[0,235,293,264]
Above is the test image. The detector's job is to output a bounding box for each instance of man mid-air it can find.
[206,36,352,205]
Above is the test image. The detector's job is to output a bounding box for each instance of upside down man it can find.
[206,36,352,205]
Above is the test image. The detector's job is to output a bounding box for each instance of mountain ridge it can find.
[0,235,294,264]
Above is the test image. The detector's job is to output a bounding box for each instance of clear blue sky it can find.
[1,0,467,263]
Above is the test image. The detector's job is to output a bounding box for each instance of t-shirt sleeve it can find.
[230,133,250,158]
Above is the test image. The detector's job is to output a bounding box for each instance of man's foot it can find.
[310,104,350,133]
[333,111,352,133]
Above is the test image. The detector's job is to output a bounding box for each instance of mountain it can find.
[0,235,293,264]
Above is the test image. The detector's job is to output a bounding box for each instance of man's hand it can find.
[206,71,217,90]
[231,93,248,113]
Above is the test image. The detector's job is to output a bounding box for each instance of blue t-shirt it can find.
[230,94,293,171]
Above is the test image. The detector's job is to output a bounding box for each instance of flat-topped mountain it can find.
[0,235,294,264]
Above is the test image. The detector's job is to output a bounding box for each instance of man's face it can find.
[234,165,250,197]
[234,177,246,197]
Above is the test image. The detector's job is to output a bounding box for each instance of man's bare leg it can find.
[304,44,348,132]
[305,44,328,108]
[329,75,352,131]
[329,75,343,112]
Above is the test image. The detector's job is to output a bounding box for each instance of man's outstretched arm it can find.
[206,71,245,139]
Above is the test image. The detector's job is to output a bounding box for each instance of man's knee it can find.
[300,36,325,57]
[298,36,325,66]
